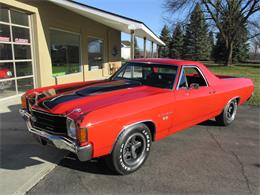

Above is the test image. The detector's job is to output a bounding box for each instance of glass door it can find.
[0,7,35,99]
[88,37,104,71]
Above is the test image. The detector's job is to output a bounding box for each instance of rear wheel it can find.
[106,124,152,175]
[216,99,238,126]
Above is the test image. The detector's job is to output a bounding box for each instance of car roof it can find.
[129,58,204,67]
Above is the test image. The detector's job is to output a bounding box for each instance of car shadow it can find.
[198,119,220,126]
[0,104,116,175]
[59,153,117,175]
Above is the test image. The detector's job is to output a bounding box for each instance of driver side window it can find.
[178,66,207,89]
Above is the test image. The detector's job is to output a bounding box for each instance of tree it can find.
[169,23,184,58]
[252,35,260,60]
[213,25,249,63]
[212,32,227,62]
[233,25,249,62]
[182,4,211,60]
[165,0,260,65]
[159,25,171,57]
[208,31,215,59]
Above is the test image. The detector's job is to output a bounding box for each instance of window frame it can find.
[111,62,179,90]
[176,65,209,90]
[0,7,35,99]
[49,27,82,77]
[87,35,104,71]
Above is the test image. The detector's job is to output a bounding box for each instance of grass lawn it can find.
[207,65,260,106]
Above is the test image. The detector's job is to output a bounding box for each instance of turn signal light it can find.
[77,128,88,146]
[21,94,27,109]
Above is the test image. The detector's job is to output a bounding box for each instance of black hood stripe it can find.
[55,80,104,94]
[42,80,141,109]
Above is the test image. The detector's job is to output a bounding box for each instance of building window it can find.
[0,7,34,99]
[88,37,103,71]
[50,29,80,76]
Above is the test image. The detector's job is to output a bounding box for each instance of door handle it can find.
[209,91,216,94]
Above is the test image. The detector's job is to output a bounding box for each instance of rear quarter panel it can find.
[196,64,254,113]
[212,77,254,113]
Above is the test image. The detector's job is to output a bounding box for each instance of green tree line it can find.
[159,3,249,63]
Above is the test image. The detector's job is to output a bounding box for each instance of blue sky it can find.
[73,0,259,52]
[75,0,167,43]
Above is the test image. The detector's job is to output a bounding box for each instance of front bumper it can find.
[19,109,92,161]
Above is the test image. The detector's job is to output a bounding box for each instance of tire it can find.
[215,99,238,126]
[106,123,152,175]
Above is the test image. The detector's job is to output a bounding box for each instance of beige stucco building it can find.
[0,0,164,100]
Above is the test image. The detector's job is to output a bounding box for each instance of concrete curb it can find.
[13,161,57,195]
[0,96,68,195]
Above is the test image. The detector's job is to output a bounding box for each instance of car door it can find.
[172,65,216,131]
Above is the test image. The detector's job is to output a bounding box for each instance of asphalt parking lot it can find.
[25,106,260,195]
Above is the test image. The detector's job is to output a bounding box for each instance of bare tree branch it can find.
[164,0,260,65]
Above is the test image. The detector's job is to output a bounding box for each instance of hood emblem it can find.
[66,108,82,117]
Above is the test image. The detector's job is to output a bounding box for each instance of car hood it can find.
[33,80,168,115]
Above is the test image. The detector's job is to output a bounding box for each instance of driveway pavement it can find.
[26,106,260,195]
[0,97,67,195]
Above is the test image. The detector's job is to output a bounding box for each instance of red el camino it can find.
[20,59,254,175]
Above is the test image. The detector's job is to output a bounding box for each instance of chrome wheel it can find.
[216,99,238,126]
[122,132,146,169]
[106,124,151,175]
[225,100,237,121]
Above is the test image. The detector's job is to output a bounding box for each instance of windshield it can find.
[111,62,178,89]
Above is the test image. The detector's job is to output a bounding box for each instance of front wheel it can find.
[216,99,238,126]
[106,124,152,175]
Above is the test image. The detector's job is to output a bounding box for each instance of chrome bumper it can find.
[19,109,92,161]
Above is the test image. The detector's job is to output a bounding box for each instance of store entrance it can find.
[0,7,35,100]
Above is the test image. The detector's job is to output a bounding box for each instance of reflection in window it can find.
[0,80,16,98]
[88,37,103,71]
[11,10,29,26]
[17,77,33,93]
[12,26,30,43]
[0,44,12,60]
[14,45,31,59]
[0,24,11,42]
[0,7,9,22]
[16,62,32,77]
[122,65,131,78]
[0,63,14,79]
[50,29,80,76]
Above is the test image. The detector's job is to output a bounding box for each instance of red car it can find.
[0,68,13,91]
[20,59,254,175]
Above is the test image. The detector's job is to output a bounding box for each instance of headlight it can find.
[66,118,77,139]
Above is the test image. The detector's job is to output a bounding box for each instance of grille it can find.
[31,110,67,135]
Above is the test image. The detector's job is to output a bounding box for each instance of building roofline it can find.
[69,0,161,40]
[69,0,144,24]
[50,0,165,46]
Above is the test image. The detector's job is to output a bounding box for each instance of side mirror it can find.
[190,83,199,89]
